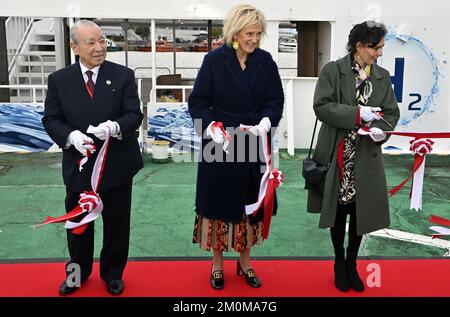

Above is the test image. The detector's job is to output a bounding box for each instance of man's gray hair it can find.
[70,19,100,44]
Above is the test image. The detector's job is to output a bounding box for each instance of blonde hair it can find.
[222,4,267,47]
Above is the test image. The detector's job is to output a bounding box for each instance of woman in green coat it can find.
[307,21,400,292]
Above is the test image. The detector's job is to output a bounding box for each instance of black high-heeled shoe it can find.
[210,269,224,290]
[236,260,261,288]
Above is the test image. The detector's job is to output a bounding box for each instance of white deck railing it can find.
[0,78,303,153]
[0,85,47,104]
[5,17,34,72]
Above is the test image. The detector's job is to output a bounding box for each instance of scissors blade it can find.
[379,115,394,130]
[372,110,394,130]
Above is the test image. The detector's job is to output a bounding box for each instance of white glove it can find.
[360,106,382,123]
[88,120,120,140]
[68,130,95,156]
[206,121,225,144]
[369,127,386,142]
[248,117,271,136]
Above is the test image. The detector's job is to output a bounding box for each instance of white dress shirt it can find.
[79,62,100,84]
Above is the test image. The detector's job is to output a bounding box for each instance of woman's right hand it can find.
[207,121,226,144]
[360,106,382,122]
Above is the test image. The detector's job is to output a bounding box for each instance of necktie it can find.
[85,70,95,98]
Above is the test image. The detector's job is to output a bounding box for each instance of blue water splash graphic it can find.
[385,32,442,127]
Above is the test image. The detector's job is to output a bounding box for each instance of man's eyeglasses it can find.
[83,37,107,46]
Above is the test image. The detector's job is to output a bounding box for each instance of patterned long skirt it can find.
[193,213,263,252]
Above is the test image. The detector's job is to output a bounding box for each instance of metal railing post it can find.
[286,79,295,156]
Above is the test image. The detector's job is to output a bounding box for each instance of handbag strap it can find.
[308,61,342,163]
[307,118,319,158]
[307,118,339,168]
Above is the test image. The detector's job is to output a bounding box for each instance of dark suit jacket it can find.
[42,60,144,192]
[188,44,284,223]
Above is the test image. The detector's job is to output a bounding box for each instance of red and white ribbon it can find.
[388,138,433,210]
[358,129,450,236]
[358,129,450,211]
[33,126,110,234]
[357,126,374,136]
[78,143,96,172]
[211,121,232,154]
[239,124,284,239]
[384,133,442,211]
[429,215,450,239]
[409,138,433,210]
[384,131,450,138]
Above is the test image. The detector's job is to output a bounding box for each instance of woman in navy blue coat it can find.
[188,4,284,290]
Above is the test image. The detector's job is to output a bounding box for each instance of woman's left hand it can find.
[368,127,386,142]
[248,117,271,136]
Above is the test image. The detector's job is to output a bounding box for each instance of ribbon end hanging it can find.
[72,223,89,235]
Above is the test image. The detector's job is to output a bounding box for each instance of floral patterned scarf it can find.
[337,60,372,205]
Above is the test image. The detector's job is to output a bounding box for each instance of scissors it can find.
[372,111,394,130]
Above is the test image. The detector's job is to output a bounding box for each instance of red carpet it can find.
[1,259,449,297]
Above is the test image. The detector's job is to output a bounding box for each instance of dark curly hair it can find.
[346,21,387,54]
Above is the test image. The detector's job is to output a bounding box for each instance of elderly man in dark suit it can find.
[42,19,143,296]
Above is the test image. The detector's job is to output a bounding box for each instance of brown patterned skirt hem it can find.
[192,213,263,253]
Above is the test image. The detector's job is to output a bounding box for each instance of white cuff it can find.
[259,117,271,132]
[64,135,72,149]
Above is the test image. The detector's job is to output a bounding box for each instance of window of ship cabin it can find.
[279,21,332,77]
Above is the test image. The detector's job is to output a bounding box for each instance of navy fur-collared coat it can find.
[188,44,284,224]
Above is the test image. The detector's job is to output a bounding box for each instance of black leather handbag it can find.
[302,118,331,196]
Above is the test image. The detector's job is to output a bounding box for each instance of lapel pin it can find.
[106,80,111,85]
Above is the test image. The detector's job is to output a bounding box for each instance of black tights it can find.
[330,202,362,256]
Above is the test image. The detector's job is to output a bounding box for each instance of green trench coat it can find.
[306,54,400,235]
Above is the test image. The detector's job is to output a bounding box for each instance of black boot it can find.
[333,247,349,292]
[346,247,364,292]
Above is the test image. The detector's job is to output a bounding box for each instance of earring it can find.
[232,41,239,50]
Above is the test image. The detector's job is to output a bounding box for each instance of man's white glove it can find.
[88,120,120,140]
[206,121,226,144]
[360,106,382,123]
[248,117,271,137]
[68,130,95,156]
[369,127,386,142]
